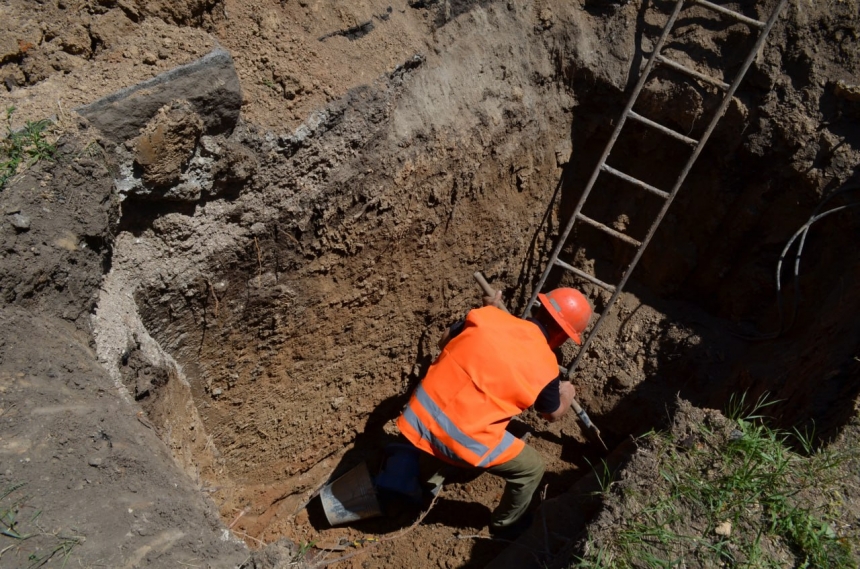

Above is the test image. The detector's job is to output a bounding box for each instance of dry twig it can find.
[228,508,247,529]
[540,483,550,557]
[254,236,263,279]
[238,531,266,547]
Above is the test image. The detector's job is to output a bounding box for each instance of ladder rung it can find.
[656,55,730,90]
[628,111,699,146]
[602,164,670,199]
[554,258,617,293]
[576,213,642,247]
[691,0,765,28]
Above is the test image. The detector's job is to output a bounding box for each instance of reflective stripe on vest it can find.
[400,405,468,466]
[414,385,488,458]
[477,431,517,468]
[400,386,520,467]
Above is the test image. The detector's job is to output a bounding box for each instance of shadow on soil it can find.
[307,375,608,568]
[515,31,860,449]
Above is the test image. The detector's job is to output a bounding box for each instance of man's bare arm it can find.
[541,381,576,423]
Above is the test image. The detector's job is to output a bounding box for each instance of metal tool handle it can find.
[473,271,510,314]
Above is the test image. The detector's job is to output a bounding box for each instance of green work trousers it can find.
[420,444,546,530]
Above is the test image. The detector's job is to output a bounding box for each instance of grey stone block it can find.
[75,47,242,144]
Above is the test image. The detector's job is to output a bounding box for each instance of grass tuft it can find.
[0,106,57,190]
[571,395,859,569]
[0,482,84,568]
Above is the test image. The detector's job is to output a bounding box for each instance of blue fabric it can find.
[374,444,423,503]
[534,377,561,414]
[447,319,466,338]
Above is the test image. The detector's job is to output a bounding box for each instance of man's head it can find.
[536,288,593,349]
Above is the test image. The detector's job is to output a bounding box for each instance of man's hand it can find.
[541,381,576,423]
[559,380,576,402]
[482,290,506,311]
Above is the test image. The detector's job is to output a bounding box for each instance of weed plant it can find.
[0,482,83,568]
[1,107,57,190]
[572,394,858,569]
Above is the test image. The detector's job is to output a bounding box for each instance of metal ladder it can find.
[523,0,788,379]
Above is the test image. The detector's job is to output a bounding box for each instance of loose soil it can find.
[1,0,858,568]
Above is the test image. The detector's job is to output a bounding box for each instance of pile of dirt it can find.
[1,0,218,128]
[0,131,248,567]
[0,0,858,568]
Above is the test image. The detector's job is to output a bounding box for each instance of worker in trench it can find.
[396,287,593,539]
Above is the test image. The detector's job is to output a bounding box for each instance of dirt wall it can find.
[100,0,860,560]
[96,1,594,554]
[545,0,860,446]
[0,132,249,568]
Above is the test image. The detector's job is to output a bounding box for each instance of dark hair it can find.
[535,304,564,337]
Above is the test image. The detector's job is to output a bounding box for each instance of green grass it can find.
[1,482,31,540]
[571,394,858,569]
[1,106,57,190]
[292,539,317,563]
[0,482,84,568]
[262,78,280,92]
[586,457,615,497]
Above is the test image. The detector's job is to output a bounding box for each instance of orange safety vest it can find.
[397,306,559,468]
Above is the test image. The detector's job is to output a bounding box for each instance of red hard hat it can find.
[537,288,593,345]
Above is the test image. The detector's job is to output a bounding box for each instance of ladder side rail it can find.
[521,0,688,318]
[564,0,789,379]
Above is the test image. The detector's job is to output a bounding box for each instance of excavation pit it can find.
[107,3,859,565]
[2,0,858,567]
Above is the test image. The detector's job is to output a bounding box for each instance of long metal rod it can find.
[521,0,687,319]
[566,0,789,377]
[691,0,765,28]
[628,111,699,146]
[656,55,730,90]
[576,213,643,247]
[554,258,617,292]
[602,164,671,199]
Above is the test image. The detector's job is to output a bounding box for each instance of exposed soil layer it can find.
[1,0,859,568]
[0,135,248,567]
[551,0,860,448]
